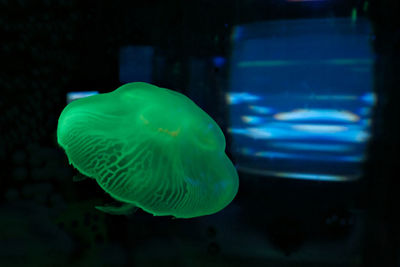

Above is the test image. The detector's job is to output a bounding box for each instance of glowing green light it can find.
[352,8,357,23]
[57,82,239,218]
[363,2,369,12]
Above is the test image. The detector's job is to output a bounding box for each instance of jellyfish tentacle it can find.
[72,173,89,182]
[95,203,138,215]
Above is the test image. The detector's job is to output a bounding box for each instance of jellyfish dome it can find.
[57,82,239,218]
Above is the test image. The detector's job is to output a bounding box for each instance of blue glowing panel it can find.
[228,18,375,181]
[119,45,154,83]
[66,91,99,104]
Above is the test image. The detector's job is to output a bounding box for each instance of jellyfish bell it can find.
[57,82,239,218]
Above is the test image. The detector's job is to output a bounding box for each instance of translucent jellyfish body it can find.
[57,82,239,218]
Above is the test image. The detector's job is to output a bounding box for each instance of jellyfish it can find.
[57,82,239,218]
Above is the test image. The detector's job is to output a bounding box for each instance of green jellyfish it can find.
[57,82,239,218]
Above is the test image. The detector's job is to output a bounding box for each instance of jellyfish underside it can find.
[57,82,239,218]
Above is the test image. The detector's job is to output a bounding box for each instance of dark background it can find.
[0,0,399,266]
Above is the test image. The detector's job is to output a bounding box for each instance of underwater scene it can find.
[1,0,399,266]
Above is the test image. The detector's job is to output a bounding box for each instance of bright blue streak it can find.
[270,142,352,152]
[230,123,369,143]
[249,150,363,162]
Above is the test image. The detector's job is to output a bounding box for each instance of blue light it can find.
[252,151,364,163]
[119,45,154,83]
[273,172,350,182]
[213,56,226,68]
[228,18,375,181]
[312,94,358,101]
[237,58,372,68]
[236,167,358,182]
[274,109,360,122]
[241,116,264,125]
[358,107,371,116]
[249,105,274,114]
[270,142,352,152]
[66,91,99,104]
[231,26,244,41]
[225,92,261,105]
[229,123,370,143]
[291,124,348,133]
[360,92,377,105]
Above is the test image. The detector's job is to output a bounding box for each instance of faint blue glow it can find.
[241,116,263,125]
[228,127,247,135]
[270,142,352,152]
[361,92,377,105]
[238,58,372,68]
[291,124,348,133]
[238,60,294,67]
[67,91,98,104]
[250,150,364,162]
[226,92,261,104]
[229,127,270,139]
[312,95,358,101]
[326,58,372,65]
[230,124,370,142]
[236,166,357,182]
[249,105,274,114]
[228,18,374,182]
[274,109,360,122]
[249,94,361,102]
[351,67,370,72]
[359,119,372,126]
[241,147,255,155]
[213,56,226,68]
[286,0,326,2]
[358,107,371,115]
[274,172,349,182]
[247,127,272,139]
[355,131,370,142]
[231,26,244,41]
[119,45,154,83]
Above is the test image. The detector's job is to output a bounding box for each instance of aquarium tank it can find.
[1,0,399,266]
[228,17,375,182]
